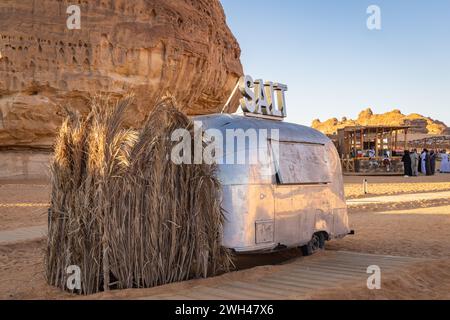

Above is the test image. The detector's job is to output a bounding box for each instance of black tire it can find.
[301,233,325,256]
[317,232,326,249]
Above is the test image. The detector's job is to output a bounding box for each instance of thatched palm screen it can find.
[46,95,231,294]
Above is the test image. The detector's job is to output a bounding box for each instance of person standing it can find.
[419,152,422,173]
[430,150,436,175]
[425,149,432,175]
[420,149,427,174]
[410,149,419,176]
[401,150,412,176]
[440,150,450,173]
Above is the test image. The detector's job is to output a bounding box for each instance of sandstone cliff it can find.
[0,0,243,148]
[312,108,450,135]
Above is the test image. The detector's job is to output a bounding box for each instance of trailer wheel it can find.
[301,233,325,256]
[317,232,326,249]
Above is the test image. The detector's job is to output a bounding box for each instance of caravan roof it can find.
[194,114,330,145]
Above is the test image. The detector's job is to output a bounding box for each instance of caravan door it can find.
[272,141,331,247]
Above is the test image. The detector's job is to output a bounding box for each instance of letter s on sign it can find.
[239,75,256,113]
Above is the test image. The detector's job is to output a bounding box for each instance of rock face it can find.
[312,108,450,135]
[0,0,243,148]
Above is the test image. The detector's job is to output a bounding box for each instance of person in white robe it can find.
[421,150,427,174]
[440,151,450,173]
[410,149,419,176]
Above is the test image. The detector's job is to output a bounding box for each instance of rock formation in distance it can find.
[312,108,450,135]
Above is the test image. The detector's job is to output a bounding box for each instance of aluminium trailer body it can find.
[193,114,350,254]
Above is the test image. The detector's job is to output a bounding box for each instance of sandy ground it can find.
[306,258,450,300]
[344,173,450,199]
[328,205,450,258]
[0,240,71,299]
[1,173,450,299]
[0,183,49,231]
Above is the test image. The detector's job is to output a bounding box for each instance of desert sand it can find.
[1,173,450,299]
[344,174,450,199]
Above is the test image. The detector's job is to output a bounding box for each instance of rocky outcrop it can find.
[0,0,243,148]
[312,108,450,135]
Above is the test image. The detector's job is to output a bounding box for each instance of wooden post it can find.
[389,129,393,153]
[404,128,408,151]
[375,128,379,157]
[349,131,352,156]
[344,132,347,156]
[394,130,398,151]
[360,129,364,151]
[384,129,387,154]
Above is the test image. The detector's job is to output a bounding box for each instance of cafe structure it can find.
[331,125,410,175]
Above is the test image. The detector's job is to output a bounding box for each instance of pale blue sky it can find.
[221,0,450,126]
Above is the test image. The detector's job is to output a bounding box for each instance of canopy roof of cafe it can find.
[337,125,410,133]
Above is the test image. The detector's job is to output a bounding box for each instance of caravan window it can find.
[273,141,330,184]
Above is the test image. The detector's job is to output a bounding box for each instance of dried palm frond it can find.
[46,94,231,294]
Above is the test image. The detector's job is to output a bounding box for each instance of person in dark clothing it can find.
[401,150,412,176]
[425,150,432,175]
[418,152,422,173]
[430,150,436,175]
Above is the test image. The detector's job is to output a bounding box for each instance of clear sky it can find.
[221,0,450,126]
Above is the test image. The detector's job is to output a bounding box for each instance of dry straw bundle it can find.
[46,95,231,294]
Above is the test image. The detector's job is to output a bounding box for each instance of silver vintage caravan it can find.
[193,113,350,255]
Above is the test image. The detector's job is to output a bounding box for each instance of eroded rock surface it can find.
[0,0,243,148]
[312,108,450,135]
